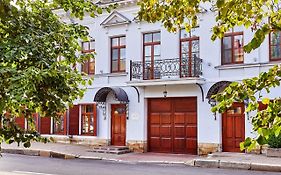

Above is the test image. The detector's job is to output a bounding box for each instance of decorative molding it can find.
[100,11,131,27]
[215,61,281,70]
[94,72,128,78]
[96,0,138,7]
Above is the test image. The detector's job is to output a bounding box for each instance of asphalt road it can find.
[0,154,280,175]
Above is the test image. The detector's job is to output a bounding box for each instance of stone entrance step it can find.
[89,146,131,155]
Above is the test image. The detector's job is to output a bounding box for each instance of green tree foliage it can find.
[267,132,281,148]
[212,65,281,150]
[138,0,280,52]
[0,0,113,147]
[138,0,281,150]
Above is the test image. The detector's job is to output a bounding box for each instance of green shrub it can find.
[268,133,281,148]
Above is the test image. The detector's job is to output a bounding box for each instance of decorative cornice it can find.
[96,0,138,7]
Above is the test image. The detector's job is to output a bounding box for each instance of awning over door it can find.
[94,87,129,103]
[206,81,232,99]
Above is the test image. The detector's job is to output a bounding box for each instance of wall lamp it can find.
[97,102,106,120]
[244,98,250,120]
[208,98,217,120]
[163,84,167,98]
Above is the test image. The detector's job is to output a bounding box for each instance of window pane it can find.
[120,48,126,71]
[181,41,189,56]
[89,62,95,74]
[234,35,243,49]
[59,118,64,131]
[120,48,126,60]
[234,48,244,62]
[81,62,88,74]
[227,107,242,114]
[154,45,161,60]
[112,49,118,60]
[120,37,126,46]
[154,55,161,61]
[181,29,189,39]
[120,59,126,71]
[145,45,151,57]
[190,27,199,37]
[191,40,200,58]
[81,63,85,73]
[271,46,281,59]
[90,40,95,50]
[112,38,118,47]
[112,60,118,72]
[89,114,94,133]
[82,42,89,51]
[86,105,93,112]
[181,27,199,39]
[153,32,160,42]
[271,32,281,45]
[144,33,153,43]
[82,105,86,112]
[82,105,93,113]
[233,35,243,63]
[271,32,281,60]
[223,50,232,64]
[54,115,64,134]
[222,36,232,49]
[115,107,126,114]
[182,53,189,61]
[145,56,151,62]
[82,115,89,133]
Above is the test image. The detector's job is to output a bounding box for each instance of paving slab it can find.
[219,160,250,170]
[194,159,219,168]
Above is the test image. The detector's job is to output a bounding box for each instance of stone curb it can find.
[1,148,188,165]
[1,148,77,160]
[2,148,281,172]
[193,159,281,172]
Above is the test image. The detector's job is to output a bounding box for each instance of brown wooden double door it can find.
[222,102,245,152]
[148,97,197,154]
[111,104,126,146]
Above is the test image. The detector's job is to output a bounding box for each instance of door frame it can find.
[111,104,127,146]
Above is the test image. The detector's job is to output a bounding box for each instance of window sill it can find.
[82,74,95,79]
[81,134,96,136]
[215,61,281,70]
[41,134,98,139]
[94,72,128,78]
[52,133,67,135]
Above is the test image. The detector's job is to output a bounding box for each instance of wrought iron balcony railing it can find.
[130,56,202,81]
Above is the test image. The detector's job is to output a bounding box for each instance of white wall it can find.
[70,3,281,145]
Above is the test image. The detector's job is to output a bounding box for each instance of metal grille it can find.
[131,56,202,80]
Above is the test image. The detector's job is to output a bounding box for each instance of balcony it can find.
[129,56,203,86]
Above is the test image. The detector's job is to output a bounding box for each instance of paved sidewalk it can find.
[1,142,196,164]
[1,142,281,172]
[195,152,281,172]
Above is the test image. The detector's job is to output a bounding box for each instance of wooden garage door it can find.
[222,102,245,152]
[148,97,197,154]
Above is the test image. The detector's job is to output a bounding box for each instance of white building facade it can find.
[26,0,281,155]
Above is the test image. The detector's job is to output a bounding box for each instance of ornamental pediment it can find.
[100,11,131,27]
